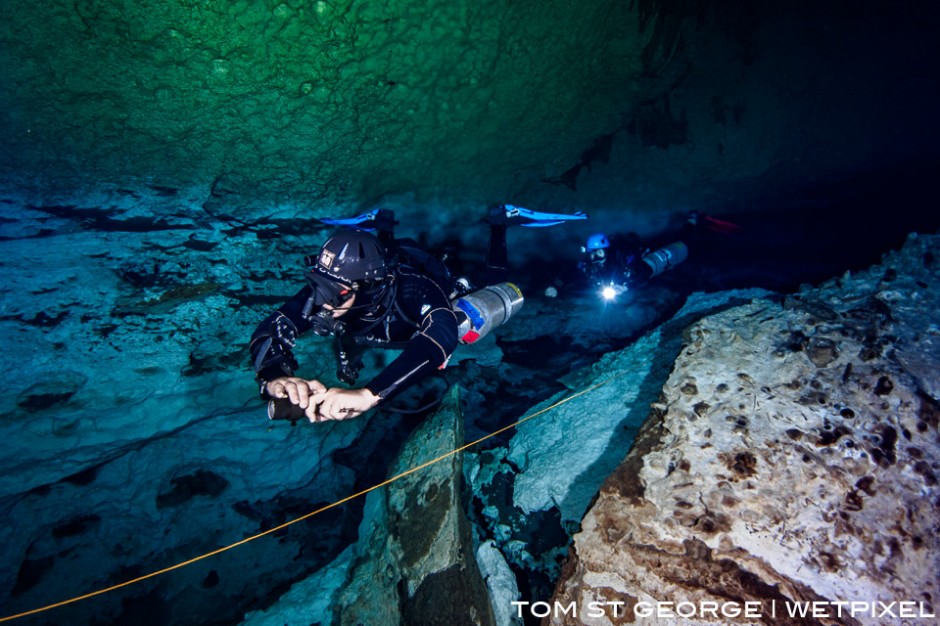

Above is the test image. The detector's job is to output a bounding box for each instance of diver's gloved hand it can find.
[264,377,327,412]
[308,387,380,422]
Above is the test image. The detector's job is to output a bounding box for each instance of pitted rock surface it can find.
[549,233,940,625]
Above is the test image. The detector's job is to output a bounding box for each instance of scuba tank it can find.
[643,241,688,277]
[452,282,524,344]
[627,241,688,285]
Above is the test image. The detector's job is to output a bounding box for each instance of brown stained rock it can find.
[806,337,839,368]
[918,392,940,431]
[719,451,758,479]
[403,563,495,626]
[392,480,452,569]
[549,254,940,625]
[604,405,669,506]
[337,387,495,626]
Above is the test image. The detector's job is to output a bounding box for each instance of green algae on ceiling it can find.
[1,0,666,212]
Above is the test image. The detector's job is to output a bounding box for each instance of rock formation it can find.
[337,387,494,626]
[548,233,940,625]
[242,386,495,626]
[4,2,936,227]
[1,2,939,624]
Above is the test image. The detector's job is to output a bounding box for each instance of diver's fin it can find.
[702,214,743,235]
[320,209,397,231]
[486,204,588,227]
[522,221,562,227]
[320,210,378,227]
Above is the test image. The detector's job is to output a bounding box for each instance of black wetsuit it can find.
[249,265,459,404]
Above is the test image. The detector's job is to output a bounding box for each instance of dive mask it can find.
[307,271,356,308]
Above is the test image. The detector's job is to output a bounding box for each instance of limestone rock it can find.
[506,288,774,525]
[334,386,495,626]
[549,233,940,625]
[4,2,934,229]
[241,546,356,626]
[476,539,523,626]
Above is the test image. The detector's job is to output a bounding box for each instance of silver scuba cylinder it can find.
[452,282,524,344]
[641,241,688,278]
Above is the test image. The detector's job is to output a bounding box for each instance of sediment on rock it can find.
[335,386,495,626]
[548,233,940,626]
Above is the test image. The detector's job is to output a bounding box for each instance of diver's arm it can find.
[289,302,458,422]
[294,272,458,421]
[248,287,316,398]
[362,271,459,401]
[363,304,459,400]
[296,302,457,422]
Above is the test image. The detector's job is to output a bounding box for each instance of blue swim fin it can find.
[320,210,380,227]
[488,204,588,227]
[320,209,397,231]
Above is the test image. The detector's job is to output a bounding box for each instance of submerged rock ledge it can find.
[549,232,940,625]
[243,386,495,626]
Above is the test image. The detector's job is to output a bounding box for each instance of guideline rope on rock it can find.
[0,375,622,623]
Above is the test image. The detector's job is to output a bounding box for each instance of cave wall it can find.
[0,3,939,621]
[0,0,666,215]
[2,1,936,227]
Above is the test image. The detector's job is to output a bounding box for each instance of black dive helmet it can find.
[310,228,388,284]
[302,229,392,321]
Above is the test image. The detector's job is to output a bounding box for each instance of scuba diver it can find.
[577,211,740,301]
[249,205,586,423]
[578,232,689,300]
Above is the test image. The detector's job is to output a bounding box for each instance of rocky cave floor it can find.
[420,204,940,618]
[1,178,938,625]
[296,199,940,622]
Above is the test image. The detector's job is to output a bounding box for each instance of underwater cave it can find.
[1,0,939,624]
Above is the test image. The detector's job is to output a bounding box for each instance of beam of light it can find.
[598,282,627,302]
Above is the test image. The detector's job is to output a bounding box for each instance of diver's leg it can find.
[373,209,397,247]
[485,224,510,284]
[482,203,586,283]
